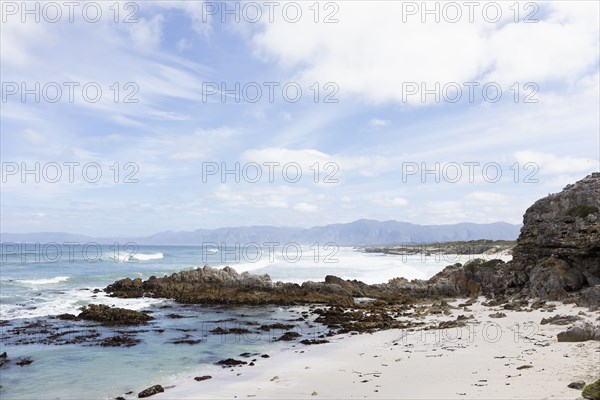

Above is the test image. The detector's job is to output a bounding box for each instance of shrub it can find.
[567,205,599,219]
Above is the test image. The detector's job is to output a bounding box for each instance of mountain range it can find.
[0,219,521,245]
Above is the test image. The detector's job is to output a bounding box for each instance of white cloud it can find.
[21,129,47,147]
[176,38,192,52]
[373,197,409,208]
[241,147,394,178]
[129,15,165,50]
[514,151,595,175]
[369,119,391,128]
[294,202,318,213]
[250,1,599,105]
[465,191,509,203]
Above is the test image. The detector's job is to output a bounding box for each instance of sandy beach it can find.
[151,298,600,399]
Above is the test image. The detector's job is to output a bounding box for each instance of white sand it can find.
[153,299,599,399]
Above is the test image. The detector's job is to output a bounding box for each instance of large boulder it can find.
[556,322,600,342]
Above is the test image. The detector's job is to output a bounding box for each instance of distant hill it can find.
[1,220,521,246]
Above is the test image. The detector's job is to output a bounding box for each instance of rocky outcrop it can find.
[509,173,600,300]
[419,173,600,306]
[106,265,354,306]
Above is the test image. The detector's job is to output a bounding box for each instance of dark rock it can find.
[216,358,247,367]
[170,337,202,345]
[540,315,581,325]
[557,322,600,342]
[194,376,212,382]
[0,352,9,368]
[278,331,301,341]
[509,173,600,302]
[568,380,586,390]
[78,304,153,326]
[55,314,80,321]
[261,354,270,358]
[489,312,507,318]
[16,357,33,366]
[100,335,141,347]
[166,313,186,319]
[138,384,164,398]
[300,339,330,345]
[259,323,295,331]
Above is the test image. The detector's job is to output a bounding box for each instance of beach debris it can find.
[311,391,317,396]
[194,376,212,382]
[270,376,279,382]
[137,384,164,398]
[516,365,533,370]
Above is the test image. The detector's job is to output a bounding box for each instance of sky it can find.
[1,0,599,237]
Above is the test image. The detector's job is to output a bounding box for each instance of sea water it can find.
[0,244,487,399]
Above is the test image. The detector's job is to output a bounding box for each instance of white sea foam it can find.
[107,252,164,262]
[132,252,164,261]
[0,289,166,320]
[16,276,70,285]
[222,247,512,284]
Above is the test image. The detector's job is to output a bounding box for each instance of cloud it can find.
[369,119,391,128]
[294,202,318,212]
[514,151,595,175]
[176,38,192,52]
[250,1,599,105]
[128,15,165,50]
[373,197,408,208]
[21,129,47,147]
[465,191,509,203]
[241,147,394,178]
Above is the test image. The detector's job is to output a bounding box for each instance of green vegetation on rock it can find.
[583,379,600,400]
[567,205,599,219]
[464,258,504,274]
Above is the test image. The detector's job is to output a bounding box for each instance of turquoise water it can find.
[0,244,456,399]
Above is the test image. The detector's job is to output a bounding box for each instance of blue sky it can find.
[1,1,599,236]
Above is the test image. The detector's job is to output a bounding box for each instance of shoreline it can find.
[146,298,599,400]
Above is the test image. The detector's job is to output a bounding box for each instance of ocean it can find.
[0,244,483,399]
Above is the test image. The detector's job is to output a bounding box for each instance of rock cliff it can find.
[509,172,600,300]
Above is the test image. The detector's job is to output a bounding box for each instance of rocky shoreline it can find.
[2,173,599,399]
